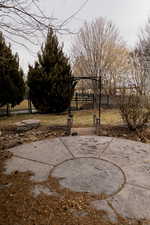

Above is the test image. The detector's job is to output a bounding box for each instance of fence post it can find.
[96,117,100,135]
[6,104,10,116]
[28,98,32,114]
[93,113,96,126]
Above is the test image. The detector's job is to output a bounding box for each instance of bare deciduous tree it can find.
[137,17,150,57]
[127,53,148,95]
[72,17,130,95]
[118,52,150,130]
[135,17,150,93]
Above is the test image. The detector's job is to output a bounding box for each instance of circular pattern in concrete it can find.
[51,158,125,196]
[4,136,150,220]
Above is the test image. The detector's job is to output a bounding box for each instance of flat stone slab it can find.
[8,138,72,165]
[4,156,53,182]
[15,119,40,132]
[4,136,150,221]
[109,184,150,220]
[51,158,125,196]
[61,136,113,158]
[101,138,150,167]
[122,161,150,189]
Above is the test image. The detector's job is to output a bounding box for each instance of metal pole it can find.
[99,75,102,125]
[68,78,72,117]
[67,77,73,135]
[93,79,97,126]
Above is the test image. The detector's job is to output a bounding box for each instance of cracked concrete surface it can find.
[4,136,150,221]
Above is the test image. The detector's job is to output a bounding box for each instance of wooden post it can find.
[6,104,10,116]
[93,113,96,126]
[28,98,32,114]
[28,90,32,114]
[96,118,100,135]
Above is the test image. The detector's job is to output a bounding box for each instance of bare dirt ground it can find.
[0,124,150,225]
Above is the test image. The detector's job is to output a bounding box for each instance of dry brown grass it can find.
[1,100,87,111]
[0,100,29,110]
[12,100,29,110]
[0,109,122,128]
[0,113,67,127]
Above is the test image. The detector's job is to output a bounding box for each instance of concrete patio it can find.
[4,135,150,222]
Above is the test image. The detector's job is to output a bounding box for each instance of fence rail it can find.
[71,94,121,110]
[0,94,121,116]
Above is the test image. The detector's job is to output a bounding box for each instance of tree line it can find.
[1,14,150,124]
[72,17,150,96]
[0,28,75,113]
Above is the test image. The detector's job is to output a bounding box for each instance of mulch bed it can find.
[0,125,67,151]
[100,124,150,143]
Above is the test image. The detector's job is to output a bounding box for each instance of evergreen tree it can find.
[0,32,25,108]
[28,28,76,113]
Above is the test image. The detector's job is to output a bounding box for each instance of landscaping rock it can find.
[22,119,40,128]
[5,140,19,149]
[28,135,38,142]
[15,119,40,132]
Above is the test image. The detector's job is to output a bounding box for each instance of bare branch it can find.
[59,0,88,28]
[72,17,129,95]
[0,0,88,47]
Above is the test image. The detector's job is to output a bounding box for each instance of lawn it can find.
[0,98,122,127]
[12,100,29,110]
[0,100,29,111]
[0,109,122,127]
[0,99,91,111]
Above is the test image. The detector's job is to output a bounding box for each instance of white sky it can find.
[12,0,150,73]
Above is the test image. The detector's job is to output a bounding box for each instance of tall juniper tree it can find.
[28,28,76,113]
[0,32,25,109]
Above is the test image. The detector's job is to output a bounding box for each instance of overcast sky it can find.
[13,0,150,73]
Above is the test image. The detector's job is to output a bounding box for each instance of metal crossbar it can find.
[73,76,98,81]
